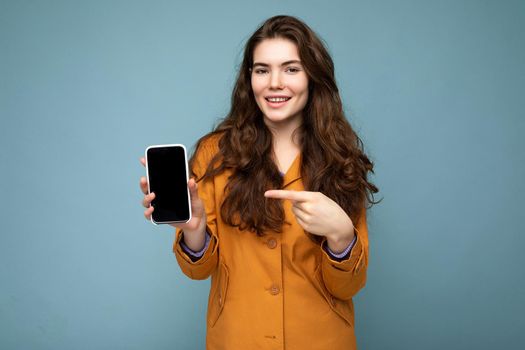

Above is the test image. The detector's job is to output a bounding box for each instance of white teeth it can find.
[267,97,290,102]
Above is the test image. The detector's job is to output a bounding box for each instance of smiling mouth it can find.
[265,97,291,102]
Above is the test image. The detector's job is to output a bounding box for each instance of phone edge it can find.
[144,143,193,225]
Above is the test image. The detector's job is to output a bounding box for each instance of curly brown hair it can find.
[191,15,378,236]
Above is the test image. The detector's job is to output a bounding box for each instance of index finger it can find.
[264,190,311,202]
[140,176,149,194]
[140,157,146,167]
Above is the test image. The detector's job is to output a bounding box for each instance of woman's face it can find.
[251,38,309,128]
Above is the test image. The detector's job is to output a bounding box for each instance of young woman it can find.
[140,15,378,349]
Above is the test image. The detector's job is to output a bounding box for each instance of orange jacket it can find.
[173,135,369,350]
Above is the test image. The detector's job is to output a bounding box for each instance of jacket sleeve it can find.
[173,139,220,280]
[320,208,369,300]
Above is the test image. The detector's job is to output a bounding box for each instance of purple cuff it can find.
[180,231,211,261]
[323,234,357,262]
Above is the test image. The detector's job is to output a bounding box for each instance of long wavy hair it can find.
[191,15,378,236]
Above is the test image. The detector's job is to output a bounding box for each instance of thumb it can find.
[188,178,205,218]
[188,178,200,200]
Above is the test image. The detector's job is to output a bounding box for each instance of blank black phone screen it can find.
[146,146,190,223]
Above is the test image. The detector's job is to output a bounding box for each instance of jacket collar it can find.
[282,154,302,188]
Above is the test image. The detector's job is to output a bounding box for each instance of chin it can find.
[261,107,289,119]
[264,113,289,122]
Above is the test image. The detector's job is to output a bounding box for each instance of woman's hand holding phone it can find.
[139,157,208,252]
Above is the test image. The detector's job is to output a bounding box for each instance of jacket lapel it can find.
[282,154,302,188]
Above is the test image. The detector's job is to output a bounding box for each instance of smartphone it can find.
[145,144,192,225]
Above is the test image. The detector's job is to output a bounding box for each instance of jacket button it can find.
[269,284,280,295]
[266,238,277,249]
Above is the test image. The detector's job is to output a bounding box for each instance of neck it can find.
[264,114,302,150]
[264,114,302,173]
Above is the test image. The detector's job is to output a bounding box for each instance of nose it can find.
[269,71,284,90]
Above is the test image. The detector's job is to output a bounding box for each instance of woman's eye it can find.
[254,69,268,74]
[285,67,301,73]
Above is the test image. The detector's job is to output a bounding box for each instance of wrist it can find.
[180,220,208,251]
[326,227,355,254]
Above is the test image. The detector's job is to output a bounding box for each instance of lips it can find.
[265,96,291,102]
[265,95,291,107]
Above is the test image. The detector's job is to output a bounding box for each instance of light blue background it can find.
[1,0,524,349]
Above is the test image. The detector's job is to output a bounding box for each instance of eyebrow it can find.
[252,60,302,68]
